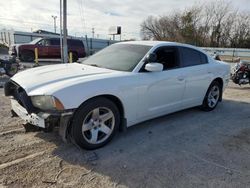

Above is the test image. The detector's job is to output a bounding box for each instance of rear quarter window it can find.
[180,47,208,67]
[68,40,84,48]
[50,38,60,45]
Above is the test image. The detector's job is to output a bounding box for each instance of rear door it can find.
[68,39,85,58]
[179,47,211,108]
[48,38,61,58]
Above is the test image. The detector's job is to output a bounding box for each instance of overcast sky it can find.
[0,0,249,40]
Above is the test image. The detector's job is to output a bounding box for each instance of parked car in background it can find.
[9,37,86,62]
[5,41,230,150]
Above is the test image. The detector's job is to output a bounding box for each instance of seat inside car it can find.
[155,48,179,70]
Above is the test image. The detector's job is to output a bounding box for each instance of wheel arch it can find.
[211,77,223,101]
[69,50,78,57]
[95,94,125,120]
[69,50,78,55]
[68,94,126,134]
[20,49,34,55]
[19,49,35,60]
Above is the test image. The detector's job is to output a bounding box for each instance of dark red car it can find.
[10,37,86,62]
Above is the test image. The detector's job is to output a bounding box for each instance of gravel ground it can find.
[0,78,250,188]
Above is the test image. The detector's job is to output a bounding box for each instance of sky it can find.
[0,0,250,40]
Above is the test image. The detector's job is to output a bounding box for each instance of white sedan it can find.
[4,41,230,149]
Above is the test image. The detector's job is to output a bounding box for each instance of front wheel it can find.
[201,81,221,111]
[71,97,120,150]
[20,51,35,62]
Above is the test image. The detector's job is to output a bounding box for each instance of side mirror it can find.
[37,42,43,46]
[145,63,163,72]
[146,53,157,63]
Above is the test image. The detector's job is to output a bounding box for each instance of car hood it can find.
[11,63,117,95]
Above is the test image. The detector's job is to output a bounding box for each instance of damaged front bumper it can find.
[5,80,74,142]
[11,98,49,128]
[11,97,73,142]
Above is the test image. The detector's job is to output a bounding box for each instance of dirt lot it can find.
[0,79,250,188]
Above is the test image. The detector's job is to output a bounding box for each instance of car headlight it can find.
[31,95,64,111]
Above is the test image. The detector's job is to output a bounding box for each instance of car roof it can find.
[118,40,207,54]
[118,40,177,46]
[44,37,81,41]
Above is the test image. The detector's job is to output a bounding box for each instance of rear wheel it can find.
[69,52,78,62]
[71,97,120,150]
[20,51,35,62]
[201,81,221,111]
[72,52,78,62]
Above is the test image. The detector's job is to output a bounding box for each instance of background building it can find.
[0,29,117,55]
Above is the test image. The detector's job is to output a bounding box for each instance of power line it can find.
[0,17,140,40]
[79,0,87,32]
[0,17,53,27]
[77,0,86,35]
[0,17,140,34]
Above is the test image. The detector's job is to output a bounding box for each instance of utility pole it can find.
[51,15,57,33]
[92,28,95,38]
[63,0,68,63]
[60,0,63,63]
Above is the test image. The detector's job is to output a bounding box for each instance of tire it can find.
[71,97,120,150]
[20,51,35,62]
[200,81,222,111]
[72,52,78,62]
[6,63,18,77]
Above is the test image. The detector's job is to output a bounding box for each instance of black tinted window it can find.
[68,39,84,47]
[154,47,179,70]
[181,47,207,67]
[50,38,60,45]
[200,53,208,64]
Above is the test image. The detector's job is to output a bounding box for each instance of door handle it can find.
[178,76,185,81]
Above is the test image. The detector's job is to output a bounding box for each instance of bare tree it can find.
[140,16,164,40]
[140,0,250,48]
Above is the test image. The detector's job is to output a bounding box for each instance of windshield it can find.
[30,38,43,44]
[82,43,152,71]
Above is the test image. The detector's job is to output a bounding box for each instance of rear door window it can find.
[180,47,208,67]
[50,38,60,46]
[68,39,84,47]
[154,47,180,70]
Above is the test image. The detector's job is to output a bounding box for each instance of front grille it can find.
[4,81,36,113]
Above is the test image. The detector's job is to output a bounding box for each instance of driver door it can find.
[137,47,186,120]
[36,39,49,58]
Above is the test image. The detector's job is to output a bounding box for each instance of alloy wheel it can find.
[207,85,220,108]
[82,107,115,144]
